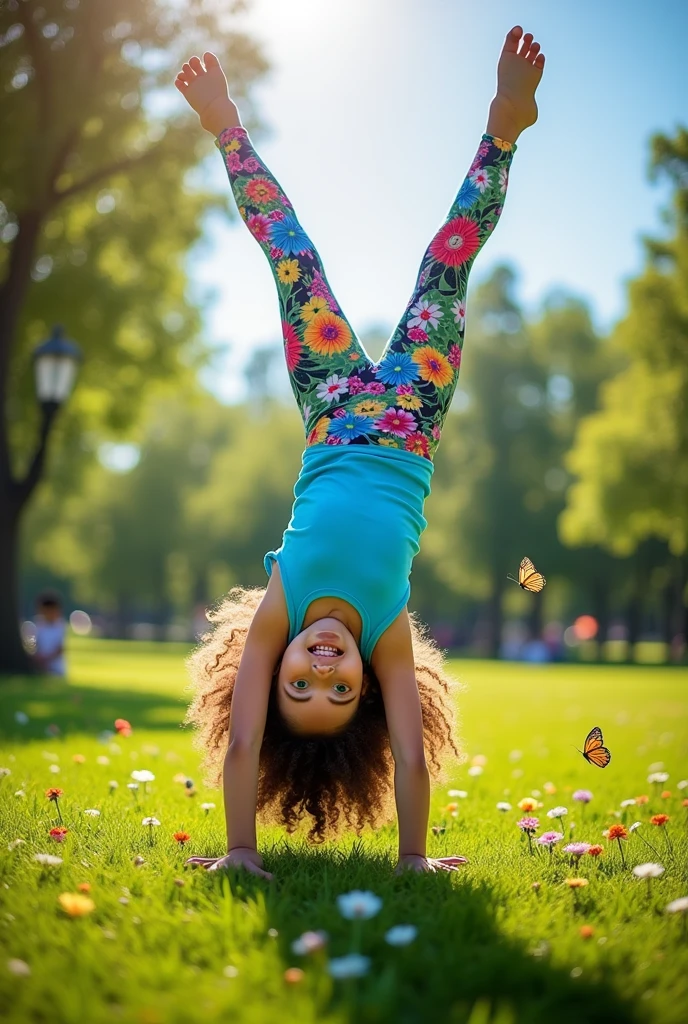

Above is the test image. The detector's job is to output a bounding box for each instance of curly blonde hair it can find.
[185,587,462,841]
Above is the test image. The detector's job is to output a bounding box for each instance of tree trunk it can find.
[0,502,33,673]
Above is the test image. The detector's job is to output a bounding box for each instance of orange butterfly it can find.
[577,726,611,768]
[507,556,546,593]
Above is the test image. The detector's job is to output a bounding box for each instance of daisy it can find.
[305,312,352,357]
[336,890,382,920]
[455,178,480,209]
[429,216,481,267]
[269,214,311,255]
[374,408,417,438]
[328,412,373,444]
[328,954,370,979]
[276,259,301,285]
[315,374,349,405]
[496,802,512,812]
[632,863,664,879]
[385,925,417,946]
[408,298,443,332]
[470,165,491,192]
[173,832,191,846]
[404,432,430,458]
[246,213,271,243]
[396,393,423,411]
[244,177,279,206]
[412,346,453,388]
[291,930,328,955]
[375,351,419,387]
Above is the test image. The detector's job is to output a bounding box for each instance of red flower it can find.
[587,844,604,857]
[45,788,63,801]
[245,177,279,206]
[49,827,69,843]
[607,824,628,841]
[173,832,191,846]
[282,322,302,371]
[114,719,132,737]
[374,407,417,438]
[651,814,670,827]
[407,326,428,344]
[429,216,481,267]
[247,213,271,243]
[404,431,430,458]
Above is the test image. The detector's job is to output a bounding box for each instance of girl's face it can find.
[277,617,364,735]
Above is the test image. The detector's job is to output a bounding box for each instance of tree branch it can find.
[52,145,164,204]
[17,4,51,133]
[14,403,58,513]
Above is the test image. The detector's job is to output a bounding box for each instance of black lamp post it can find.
[0,325,81,674]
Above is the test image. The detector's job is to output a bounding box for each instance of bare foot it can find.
[486,26,545,143]
[174,51,241,137]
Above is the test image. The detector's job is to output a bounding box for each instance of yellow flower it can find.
[564,878,589,889]
[58,892,95,917]
[277,259,301,285]
[354,400,386,417]
[304,312,352,357]
[396,394,423,411]
[307,417,330,446]
[517,797,540,812]
[492,137,513,152]
[300,296,329,322]
[226,138,241,152]
[238,206,247,219]
[412,346,453,387]
[378,438,399,448]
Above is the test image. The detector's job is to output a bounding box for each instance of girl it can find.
[177,27,545,877]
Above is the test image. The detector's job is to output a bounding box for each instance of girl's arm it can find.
[372,612,466,873]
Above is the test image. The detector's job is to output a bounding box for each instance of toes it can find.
[182,62,196,80]
[534,53,545,70]
[504,25,522,53]
[526,42,541,63]
[203,51,221,70]
[519,32,533,56]
[174,76,188,92]
[189,55,203,74]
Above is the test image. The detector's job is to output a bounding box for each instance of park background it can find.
[2,3,688,1024]
[1,0,687,665]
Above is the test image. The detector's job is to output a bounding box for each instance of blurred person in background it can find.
[33,591,67,676]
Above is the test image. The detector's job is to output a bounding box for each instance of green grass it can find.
[1,639,687,1024]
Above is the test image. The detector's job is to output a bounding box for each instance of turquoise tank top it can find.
[264,444,434,662]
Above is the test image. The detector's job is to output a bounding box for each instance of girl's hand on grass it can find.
[395,855,469,874]
[185,848,273,879]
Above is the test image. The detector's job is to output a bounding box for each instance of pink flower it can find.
[242,156,260,172]
[268,209,285,221]
[347,376,366,395]
[537,831,563,847]
[448,344,462,369]
[247,213,271,243]
[310,271,339,311]
[365,381,386,395]
[517,817,539,833]
[407,326,429,344]
[269,246,284,260]
[431,424,441,441]
[325,435,343,445]
[573,790,593,804]
[226,152,242,173]
[282,322,301,372]
[564,843,591,859]
[374,408,417,438]
[396,384,414,396]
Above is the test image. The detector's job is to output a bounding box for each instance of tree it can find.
[560,128,688,654]
[0,0,268,670]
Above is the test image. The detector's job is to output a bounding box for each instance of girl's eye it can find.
[333,683,350,694]
[293,680,309,690]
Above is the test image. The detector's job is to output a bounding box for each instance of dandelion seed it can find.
[49,827,68,843]
[173,831,191,846]
[291,930,328,955]
[33,854,62,866]
[385,925,418,946]
[573,790,593,804]
[328,954,371,979]
[284,967,304,984]
[58,893,95,917]
[336,890,382,920]
[7,959,31,976]
[83,809,100,818]
[496,802,512,812]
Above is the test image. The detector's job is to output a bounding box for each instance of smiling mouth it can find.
[308,644,343,658]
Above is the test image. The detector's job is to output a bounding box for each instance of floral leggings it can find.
[218,127,515,459]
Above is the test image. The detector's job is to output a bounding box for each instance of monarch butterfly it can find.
[577,726,611,768]
[507,556,546,593]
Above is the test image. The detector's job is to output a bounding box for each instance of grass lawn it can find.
[1,638,687,1024]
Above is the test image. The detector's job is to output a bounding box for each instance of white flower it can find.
[471,754,487,767]
[451,299,466,328]
[666,897,688,914]
[201,802,216,813]
[327,954,371,979]
[470,166,491,192]
[629,822,643,832]
[385,925,417,946]
[8,839,24,851]
[142,817,160,827]
[467,766,483,778]
[647,772,669,784]
[109,780,119,790]
[499,166,509,193]
[48,764,60,774]
[223,965,239,978]
[547,806,568,819]
[315,374,349,404]
[131,770,155,783]
[448,790,467,798]
[33,854,62,866]
[84,809,101,818]
[7,959,31,976]
[0,767,12,777]
[14,790,25,799]
[677,780,687,790]
[291,930,328,955]
[96,756,110,766]
[543,782,557,795]
[408,298,443,332]
[632,863,664,879]
[620,799,636,808]
[496,802,512,812]
[128,783,139,791]
[336,890,382,920]
[14,711,29,725]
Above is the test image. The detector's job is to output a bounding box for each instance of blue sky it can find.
[189,0,687,402]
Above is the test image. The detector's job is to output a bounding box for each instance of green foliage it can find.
[1,641,687,1022]
[561,128,688,557]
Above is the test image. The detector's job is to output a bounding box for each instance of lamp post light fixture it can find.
[32,325,82,417]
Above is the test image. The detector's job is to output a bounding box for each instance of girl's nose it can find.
[312,664,335,677]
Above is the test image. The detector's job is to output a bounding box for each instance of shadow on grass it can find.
[192,845,639,1024]
[0,676,188,740]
